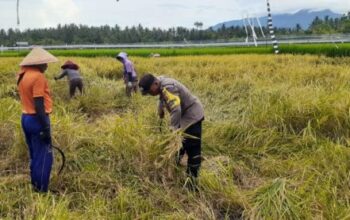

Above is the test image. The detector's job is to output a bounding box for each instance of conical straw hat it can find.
[20,47,58,66]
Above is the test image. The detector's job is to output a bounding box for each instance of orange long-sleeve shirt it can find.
[17,67,53,114]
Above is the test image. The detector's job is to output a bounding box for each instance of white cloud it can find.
[0,0,349,30]
[34,0,80,27]
[40,0,80,25]
[0,0,80,30]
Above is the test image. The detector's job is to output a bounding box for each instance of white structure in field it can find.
[242,13,266,47]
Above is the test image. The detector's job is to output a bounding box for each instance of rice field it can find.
[1,54,350,219]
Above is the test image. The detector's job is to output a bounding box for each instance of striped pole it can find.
[266,0,279,54]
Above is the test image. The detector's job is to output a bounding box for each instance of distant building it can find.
[15,42,29,47]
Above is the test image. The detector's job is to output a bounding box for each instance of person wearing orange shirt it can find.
[17,47,58,193]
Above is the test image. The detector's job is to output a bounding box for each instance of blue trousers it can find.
[21,114,53,192]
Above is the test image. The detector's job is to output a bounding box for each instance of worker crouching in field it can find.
[139,73,204,190]
[17,47,58,192]
[54,60,83,98]
[116,52,138,97]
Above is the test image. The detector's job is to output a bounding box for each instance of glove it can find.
[39,127,51,145]
[54,77,58,80]
[127,82,132,88]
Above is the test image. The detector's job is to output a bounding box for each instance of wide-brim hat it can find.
[61,60,79,70]
[20,47,58,66]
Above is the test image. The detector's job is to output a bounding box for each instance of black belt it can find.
[22,113,50,116]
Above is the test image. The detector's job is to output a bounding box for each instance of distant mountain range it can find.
[212,9,342,30]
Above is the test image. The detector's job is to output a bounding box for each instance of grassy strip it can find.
[1,43,350,57]
[280,43,350,57]
[1,46,273,57]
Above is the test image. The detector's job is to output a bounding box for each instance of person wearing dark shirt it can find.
[54,60,83,98]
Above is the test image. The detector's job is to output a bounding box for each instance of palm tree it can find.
[194,22,203,30]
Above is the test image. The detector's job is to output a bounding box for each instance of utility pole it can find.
[16,0,20,25]
[266,0,279,54]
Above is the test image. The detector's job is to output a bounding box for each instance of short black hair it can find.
[138,73,156,95]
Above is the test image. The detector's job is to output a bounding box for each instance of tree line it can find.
[307,12,350,34]
[0,13,349,46]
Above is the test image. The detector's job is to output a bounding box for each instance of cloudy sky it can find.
[0,0,349,30]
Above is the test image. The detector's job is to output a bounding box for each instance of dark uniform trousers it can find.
[69,78,83,97]
[179,119,203,178]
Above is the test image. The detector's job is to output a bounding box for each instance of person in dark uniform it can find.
[139,73,204,190]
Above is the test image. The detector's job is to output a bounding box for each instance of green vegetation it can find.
[281,43,350,56]
[1,54,350,218]
[0,24,251,46]
[0,12,349,46]
[308,13,350,34]
[0,47,273,58]
[1,43,350,58]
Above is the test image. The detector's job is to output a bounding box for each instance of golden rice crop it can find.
[1,54,350,219]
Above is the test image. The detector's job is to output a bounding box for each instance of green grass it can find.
[0,46,273,58]
[280,43,350,57]
[1,43,350,58]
